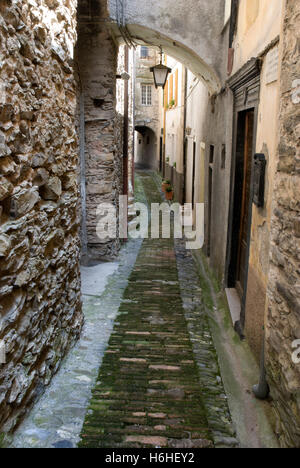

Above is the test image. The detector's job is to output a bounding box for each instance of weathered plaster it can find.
[108,0,226,93]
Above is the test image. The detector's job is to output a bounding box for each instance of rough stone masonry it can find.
[0,0,83,432]
[76,8,123,261]
[266,0,300,449]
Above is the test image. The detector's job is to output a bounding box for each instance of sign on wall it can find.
[265,46,279,85]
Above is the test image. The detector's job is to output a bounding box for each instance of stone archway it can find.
[108,0,224,93]
[134,126,157,170]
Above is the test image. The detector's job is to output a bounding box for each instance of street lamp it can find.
[150,47,172,89]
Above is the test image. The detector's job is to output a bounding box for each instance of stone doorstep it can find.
[225,288,241,327]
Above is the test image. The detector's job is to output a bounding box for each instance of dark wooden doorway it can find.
[159,137,163,173]
[228,109,254,300]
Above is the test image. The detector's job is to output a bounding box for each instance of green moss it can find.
[0,433,10,448]
[78,172,221,448]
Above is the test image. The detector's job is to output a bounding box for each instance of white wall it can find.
[185,71,210,207]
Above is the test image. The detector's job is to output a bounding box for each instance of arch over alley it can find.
[80,0,225,93]
[134,126,157,170]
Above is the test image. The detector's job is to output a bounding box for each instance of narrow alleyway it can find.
[78,172,238,449]
[7,171,278,449]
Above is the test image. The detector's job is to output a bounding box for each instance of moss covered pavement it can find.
[78,172,237,449]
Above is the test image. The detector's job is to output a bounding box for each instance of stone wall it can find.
[0,0,83,432]
[265,0,300,448]
[77,18,122,261]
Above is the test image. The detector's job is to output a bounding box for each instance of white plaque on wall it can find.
[266,46,279,85]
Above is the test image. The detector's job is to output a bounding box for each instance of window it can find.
[141,85,152,106]
[140,46,149,58]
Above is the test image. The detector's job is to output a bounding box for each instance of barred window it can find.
[141,85,152,106]
[140,46,149,58]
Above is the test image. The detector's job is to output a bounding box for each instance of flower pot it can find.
[162,183,170,192]
[165,190,174,201]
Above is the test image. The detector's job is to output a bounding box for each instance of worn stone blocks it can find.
[0,0,83,432]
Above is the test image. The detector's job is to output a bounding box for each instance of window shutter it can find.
[164,81,169,109]
[169,74,173,103]
[175,69,178,106]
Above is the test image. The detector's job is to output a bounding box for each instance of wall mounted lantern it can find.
[150,47,172,89]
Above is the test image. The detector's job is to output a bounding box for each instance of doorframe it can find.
[225,58,261,331]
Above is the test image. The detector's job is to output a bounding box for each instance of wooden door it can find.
[236,110,254,298]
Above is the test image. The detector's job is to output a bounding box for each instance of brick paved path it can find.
[78,172,233,448]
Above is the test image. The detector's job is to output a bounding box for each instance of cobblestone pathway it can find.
[79,172,237,449]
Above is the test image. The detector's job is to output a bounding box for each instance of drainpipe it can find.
[123,46,129,241]
[253,330,270,400]
[79,92,88,259]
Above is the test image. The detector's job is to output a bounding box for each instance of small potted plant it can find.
[162,179,171,192]
[165,185,174,201]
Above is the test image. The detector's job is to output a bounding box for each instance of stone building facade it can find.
[163,57,186,202]
[265,0,300,448]
[134,46,160,171]
[77,5,122,261]
[0,0,83,431]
